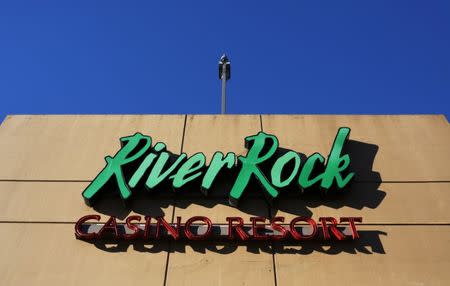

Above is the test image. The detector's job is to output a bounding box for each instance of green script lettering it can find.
[298,153,325,189]
[201,152,236,195]
[82,128,355,207]
[82,133,151,206]
[172,153,206,188]
[271,151,301,188]
[321,127,354,190]
[229,132,279,206]
[128,142,167,188]
[146,151,187,189]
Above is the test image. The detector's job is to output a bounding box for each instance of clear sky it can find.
[1,1,449,122]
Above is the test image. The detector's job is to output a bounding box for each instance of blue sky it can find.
[1,1,449,122]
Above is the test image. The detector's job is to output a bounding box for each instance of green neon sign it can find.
[82,127,354,207]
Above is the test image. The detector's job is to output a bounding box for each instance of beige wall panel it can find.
[1,182,449,224]
[0,223,169,286]
[183,115,261,160]
[0,115,185,180]
[165,199,274,286]
[272,182,450,224]
[166,242,275,286]
[0,181,174,222]
[262,115,450,181]
[275,226,450,286]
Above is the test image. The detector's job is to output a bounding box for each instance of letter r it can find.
[82,133,152,205]
[229,132,279,206]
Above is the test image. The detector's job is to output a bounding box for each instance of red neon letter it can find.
[75,214,101,239]
[340,217,362,239]
[319,217,345,241]
[226,217,249,240]
[289,216,317,240]
[184,216,212,240]
[250,217,269,240]
[123,215,142,240]
[143,216,152,239]
[156,216,181,240]
[98,216,120,238]
[270,217,288,240]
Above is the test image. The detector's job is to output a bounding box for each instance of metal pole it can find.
[219,54,230,114]
[221,63,226,114]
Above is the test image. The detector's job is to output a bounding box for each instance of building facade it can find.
[0,114,449,285]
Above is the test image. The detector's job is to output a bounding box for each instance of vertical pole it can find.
[221,63,226,114]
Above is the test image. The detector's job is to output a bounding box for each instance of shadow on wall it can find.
[82,230,387,255]
[90,139,385,219]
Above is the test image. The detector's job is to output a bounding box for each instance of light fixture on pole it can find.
[218,54,230,114]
